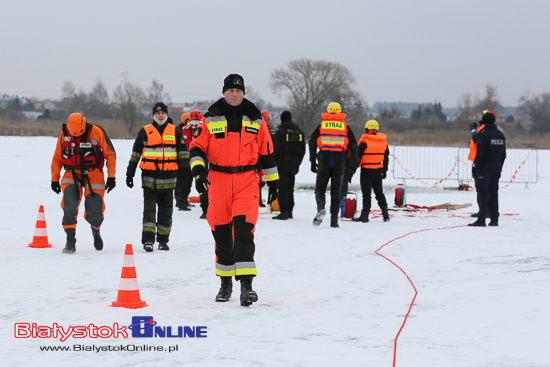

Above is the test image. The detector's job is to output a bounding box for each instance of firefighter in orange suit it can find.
[308,102,358,228]
[126,102,190,252]
[189,74,279,307]
[468,110,494,218]
[51,112,117,254]
[352,120,390,223]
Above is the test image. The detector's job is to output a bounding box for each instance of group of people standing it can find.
[49,72,506,308]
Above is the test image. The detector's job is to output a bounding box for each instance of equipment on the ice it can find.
[29,205,53,248]
[365,119,379,130]
[395,186,406,207]
[216,276,233,302]
[111,244,147,309]
[239,276,258,306]
[312,209,326,226]
[340,192,357,219]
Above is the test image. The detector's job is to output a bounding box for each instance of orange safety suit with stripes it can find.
[51,123,116,231]
[189,98,278,279]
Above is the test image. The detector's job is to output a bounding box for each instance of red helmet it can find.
[261,110,271,120]
[67,113,86,137]
[190,109,202,120]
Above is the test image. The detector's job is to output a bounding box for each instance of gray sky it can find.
[2,0,549,108]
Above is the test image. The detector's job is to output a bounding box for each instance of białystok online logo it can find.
[14,317,207,342]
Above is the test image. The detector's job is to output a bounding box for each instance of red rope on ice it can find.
[375,225,466,367]
[393,155,458,185]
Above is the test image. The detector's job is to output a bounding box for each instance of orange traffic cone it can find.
[28,205,52,248]
[111,244,147,309]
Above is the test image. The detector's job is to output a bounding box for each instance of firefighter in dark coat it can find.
[309,102,358,228]
[272,111,306,220]
[469,111,506,227]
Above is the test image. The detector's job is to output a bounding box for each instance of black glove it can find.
[105,177,116,193]
[382,170,387,179]
[126,176,134,188]
[195,172,211,195]
[311,161,317,173]
[51,181,61,194]
[469,122,477,131]
[267,180,279,205]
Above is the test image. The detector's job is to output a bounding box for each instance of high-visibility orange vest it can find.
[358,132,387,169]
[468,125,485,161]
[139,123,178,171]
[316,112,349,151]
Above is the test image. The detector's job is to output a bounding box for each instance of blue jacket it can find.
[473,123,506,174]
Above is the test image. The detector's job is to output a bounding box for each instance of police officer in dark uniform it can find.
[469,111,506,227]
[272,111,306,220]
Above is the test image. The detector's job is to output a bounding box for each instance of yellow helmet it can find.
[327,102,341,114]
[365,120,379,130]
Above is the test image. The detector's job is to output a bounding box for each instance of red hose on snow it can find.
[375,225,466,366]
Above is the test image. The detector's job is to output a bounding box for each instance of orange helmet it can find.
[190,109,202,120]
[181,112,190,124]
[67,113,87,137]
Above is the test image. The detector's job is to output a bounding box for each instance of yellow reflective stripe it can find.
[265,172,279,181]
[207,120,227,134]
[243,120,260,130]
[191,160,205,170]
[143,152,178,158]
[164,135,175,141]
[143,227,156,233]
[322,121,346,130]
[216,268,236,277]
[235,268,258,276]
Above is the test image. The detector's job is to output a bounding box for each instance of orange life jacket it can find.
[358,132,387,169]
[61,123,104,171]
[316,112,349,151]
[468,125,485,161]
[139,123,178,171]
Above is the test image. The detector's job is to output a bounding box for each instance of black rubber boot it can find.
[92,227,103,251]
[330,214,339,228]
[488,220,499,227]
[312,209,326,226]
[381,206,390,222]
[63,228,76,254]
[468,221,486,227]
[143,240,154,252]
[352,210,369,223]
[158,242,170,251]
[272,212,289,220]
[200,210,207,219]
[288,211,293,219]
[239,276,258,306]
[215,276,233,302]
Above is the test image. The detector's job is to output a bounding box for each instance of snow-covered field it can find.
[1,136,548,367]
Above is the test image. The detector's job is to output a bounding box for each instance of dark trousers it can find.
[176,170,193,208]
[142,188,173,244]
[278,162,299,213]
[315,162,344,215]
[476,172,500,223]
[360,173,388,212]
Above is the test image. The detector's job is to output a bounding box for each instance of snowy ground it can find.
[1,136,549,367]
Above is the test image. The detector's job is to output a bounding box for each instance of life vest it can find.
[182,124,193,145]
[468,125,485,161]
[61,123,104,171]
[358,132,387,169]
[140,123,178,171]
[317,112,349,151]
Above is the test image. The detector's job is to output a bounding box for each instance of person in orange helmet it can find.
[189,74,279,306]
[51,112,117,254]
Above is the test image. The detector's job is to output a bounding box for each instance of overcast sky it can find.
[2,0,549,108]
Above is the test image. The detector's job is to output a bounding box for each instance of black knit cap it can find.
[152,102,168,115]
[481,111,496,124]
[222,74,245,94]
[280,110,292,122]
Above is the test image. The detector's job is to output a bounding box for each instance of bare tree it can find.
[474,83,501,114]
[112,81,147,134]
[457,93,474,121]
[245,86,266,110]
[147,80,171,106]
[518,92,550,133]
[270,58,364,134]
[61,80,76,99]
[88,79,112,119]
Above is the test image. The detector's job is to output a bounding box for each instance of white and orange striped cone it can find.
[28,205,52,248]
[111,244,147,309]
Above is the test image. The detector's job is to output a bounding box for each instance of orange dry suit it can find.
[51,123,116,231]
[189,98,278,278]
